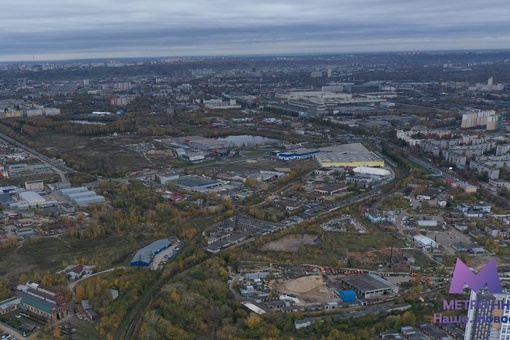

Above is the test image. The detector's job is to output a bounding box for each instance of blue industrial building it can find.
[130,239,172,267]
[339,289,357,302]
[277,148,320,160]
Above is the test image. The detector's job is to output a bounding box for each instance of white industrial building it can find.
[19,191,45,205]
[60,187,89,196]
[67,191,98,200]
[60,187,105,206]
[10,191,59,209]
[74,196,106,206]
[352,167,391,176]
[417,220,438,228]
[413,234,438,249]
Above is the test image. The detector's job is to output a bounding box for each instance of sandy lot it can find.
[271,275,340,303]
[261,233,320,252]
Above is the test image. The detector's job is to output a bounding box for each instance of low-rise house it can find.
[64,264,94,281]
[380,329,402,339]
[457,203,491,214]
[281,305,306,313]
[266,300,286,309]
[485,225,500,238]
[294,318,312,329]
[314,168,335,176]
[416,188,439,201]
[82,300,100,322]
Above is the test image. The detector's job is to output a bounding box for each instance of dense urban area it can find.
[0,50,510,339]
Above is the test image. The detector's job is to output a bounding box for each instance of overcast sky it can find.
[1,0,509,62]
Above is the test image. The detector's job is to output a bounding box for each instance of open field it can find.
[261,233,320,252]
[32,133,168,174]
[245,229,406,268]
[0,235,147,279]
[349,247,401,265]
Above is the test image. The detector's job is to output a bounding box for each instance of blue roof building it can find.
[277,148,320,160]
[130,239,172,267]
[340,289,357,302]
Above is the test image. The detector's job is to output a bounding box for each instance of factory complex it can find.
[276,143,385,168]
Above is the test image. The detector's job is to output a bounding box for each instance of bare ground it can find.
[270,275,340,304]
[261,234,320,252]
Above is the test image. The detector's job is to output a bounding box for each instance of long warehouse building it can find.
[317,143,384,168]
[341,273,398,299]
[130,239,173,267]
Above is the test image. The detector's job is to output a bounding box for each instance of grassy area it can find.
[67,319,101,340]
[0,235,149,280]
[496,243,510,263]
[114,271,163,340]
[29,133,152,175]
[0,310,45,335]
[243,229,406,268]
[407,158,434,174]
[0,172,61,186]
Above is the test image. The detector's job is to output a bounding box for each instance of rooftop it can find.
[172,176,219,188]
[15,290,57,314]
[131,238,172,265]
[342,273,397,292]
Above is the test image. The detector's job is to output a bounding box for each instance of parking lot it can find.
[426,228,474,256]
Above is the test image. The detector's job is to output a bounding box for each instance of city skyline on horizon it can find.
[1,0,510,62]
[3,48,510,65]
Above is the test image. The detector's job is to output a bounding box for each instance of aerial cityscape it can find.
[1,1,510,340]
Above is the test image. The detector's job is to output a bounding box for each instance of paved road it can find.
[68,267,126,291]
[0,131,76,177]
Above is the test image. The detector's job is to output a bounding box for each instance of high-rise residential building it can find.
[461,110,499,130]
[464,290,510,340]
[465,290,496,339]
[468,77,505,91]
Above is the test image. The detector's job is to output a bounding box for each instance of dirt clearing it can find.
[261,234,321,252]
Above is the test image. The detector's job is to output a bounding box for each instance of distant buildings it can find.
[204,99,241,109]
[461,110,501,130]
[468,77,505,92]
[0,101,60,119]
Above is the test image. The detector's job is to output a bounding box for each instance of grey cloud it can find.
[0,0,509,61]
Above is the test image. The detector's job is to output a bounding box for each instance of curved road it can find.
[68,267,126,292]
